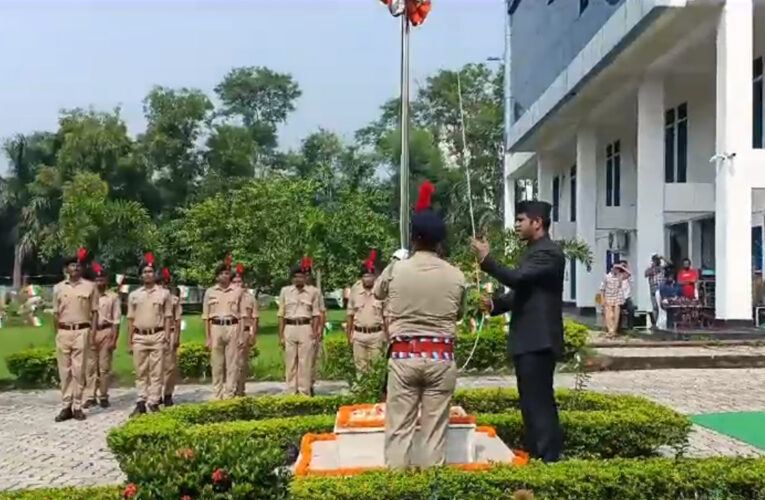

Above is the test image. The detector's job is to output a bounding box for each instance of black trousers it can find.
[514,349,562,462]
[622,298,636,329]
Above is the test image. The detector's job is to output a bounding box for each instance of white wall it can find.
[596,126,638,231]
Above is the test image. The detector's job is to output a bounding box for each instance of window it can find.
[605,141,621,207]
[606,251,621,273]
[753,226,763,273]
[579,0,589,14]
[754,57,763,149]
[570,257,577,300]
[552,176,560,222]
[570,165,577,222]
[665,103,688,183]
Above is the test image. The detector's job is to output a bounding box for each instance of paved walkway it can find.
[1,369,764,491]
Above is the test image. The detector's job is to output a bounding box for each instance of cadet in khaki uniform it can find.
[347,250,387,373]
[303,261,326,394]
[374,181,466,469]
[53,249,99,422]
[128,253,172,416]
[84,263,120,409]
[278,262,321,395]
[160,268,182,406]
[232,264,258,397]
[203,261,243,400]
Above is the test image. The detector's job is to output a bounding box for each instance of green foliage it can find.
[176,342,211,380]
[290,458,765,500]
[5,347,58,387]
[0,486,122,500]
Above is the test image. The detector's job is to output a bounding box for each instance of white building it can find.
[504,0,765,326]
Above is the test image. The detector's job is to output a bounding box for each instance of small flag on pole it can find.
[180,319,187,331]
[26,285,39,297]
[120,284,130,294]
[31,316,42,327]
[115,274,125,285]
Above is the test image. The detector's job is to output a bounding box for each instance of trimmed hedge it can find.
[290,457,765,500]
[107,388,691,499]
[0,486,122,500]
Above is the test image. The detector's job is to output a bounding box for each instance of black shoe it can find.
[72,409,86,421]
[99,398,110,409]
[130,402,147,418]
[163,395,174,407]
[147,403,161,413]
[54,408,73,422]
[83,399,97,409]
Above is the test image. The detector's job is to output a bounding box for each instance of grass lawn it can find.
[0,309,349,386]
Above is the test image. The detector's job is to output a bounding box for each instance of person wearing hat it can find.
[127,253,172,416]
[278,259,322,396]
[159,268,182,406]
[471,200,565,463]
[232,264,258,397]
[346,250,387,373]
[84,262,121,409]
[599,262,631,337]
[52,248,99,422]
[203,256,243,400]
[374,181,467,469]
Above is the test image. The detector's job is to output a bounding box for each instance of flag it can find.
[120,284,130,294]
[483,282,493,294]
[178,286,189,299]
[115,274,125,285]
[26,285,39,297]
[180,319,187,331]
[31,316,42,327]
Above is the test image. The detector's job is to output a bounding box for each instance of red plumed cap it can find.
[415,181,435,212]
[77,247,87,263]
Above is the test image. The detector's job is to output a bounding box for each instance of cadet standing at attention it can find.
[160,268,182,406]
[374,181,467,469]
[304,259,326,395]
[127,253,172,416]
[53,248,98,422]
[278,260,321,396]
[346,250,387,373]
[232,264,258,397]
[203,256,243,400]
[84,262,120,409]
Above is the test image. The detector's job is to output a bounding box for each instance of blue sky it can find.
[0,0,503,171]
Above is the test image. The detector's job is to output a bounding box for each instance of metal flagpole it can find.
[399,14,411,250]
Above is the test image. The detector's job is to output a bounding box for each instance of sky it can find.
[0,0,504,172]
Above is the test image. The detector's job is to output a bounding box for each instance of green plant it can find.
[5,347,58,387]
[0,486,123,500]
[177,342,211,380]
[289,457,765,500]
[349,354,388,403]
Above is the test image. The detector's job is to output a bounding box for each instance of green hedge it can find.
[106,388,691,499]
[290,457,765,500]
[0,486,122,500]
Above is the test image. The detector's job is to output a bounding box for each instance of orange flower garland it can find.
[336,404,476,429]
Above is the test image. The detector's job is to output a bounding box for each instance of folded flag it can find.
[31,316,42,327]
[120,284,130,294]
[180,319,187,331]
[115,274,125,285]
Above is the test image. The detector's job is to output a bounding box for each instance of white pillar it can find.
[636,79,666,312]
[504,153,516,230]
[576,129,597,309]
[715,0,754,321]
[537,153,555,237]
[689,220,702,269]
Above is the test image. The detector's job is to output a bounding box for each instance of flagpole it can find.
[399,14,411,250]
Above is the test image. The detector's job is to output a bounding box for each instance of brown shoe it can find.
[83,399,97,409]
[54,408,73,422]
[72,409,86,421]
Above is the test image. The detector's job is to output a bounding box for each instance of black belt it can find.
[354,325,383,334]
[58,322,90,330]
[97,322,113,330]
[211,317,239,326]
[134,327,164,335]
[285,318,311,326]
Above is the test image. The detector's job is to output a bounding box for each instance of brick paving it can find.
[1,369,764,491]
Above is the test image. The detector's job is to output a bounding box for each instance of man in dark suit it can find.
[471,200,564,462]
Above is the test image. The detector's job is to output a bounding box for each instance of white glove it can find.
[392,249,409,261]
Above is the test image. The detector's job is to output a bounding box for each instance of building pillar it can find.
[504,153,516,230]
[575,130,597,309]
[715,0,754,322]
[636,79,666,312]
[536,153,555,237]
[689,220,702,269]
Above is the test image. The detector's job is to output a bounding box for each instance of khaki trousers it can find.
[210,324,239,400]
[163,332,179,397]
[311,338,322,385]
[352,330,386,373]
[56,328,89,411]
[235,340,251,397]
[85,328,114,400]
[284,324,315,396]
[384,358,457,469]
[132,331,166,405]
[604,304,621,335]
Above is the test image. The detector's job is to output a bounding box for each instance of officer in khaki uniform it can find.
[160,268,182,406]
[232,264,258,397]
[304,262,326,394]
[278,261,321,396]
[347,250,387,373]
[374,181,466,469]
[128,253,172,416]
[84,263,120,409]
[53,250,99,422]
[203,261,243,400]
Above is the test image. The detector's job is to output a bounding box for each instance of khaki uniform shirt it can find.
[374,251,466,338]
[127,286,172,330]
[347,286,385,328]
[171,295,183,325]
[278,285,321,319]
[54,279,98,325]
[240,290,259,321]
[202,284,242,320]
[98,290,121,328]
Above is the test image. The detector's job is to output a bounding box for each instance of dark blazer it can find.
[481,235,565,357]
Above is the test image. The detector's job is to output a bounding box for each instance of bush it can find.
[290,457,765,500]
[5,348,58,387]
[177,342,210,380]
[0,486,122,500]
[107,388,691,499]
